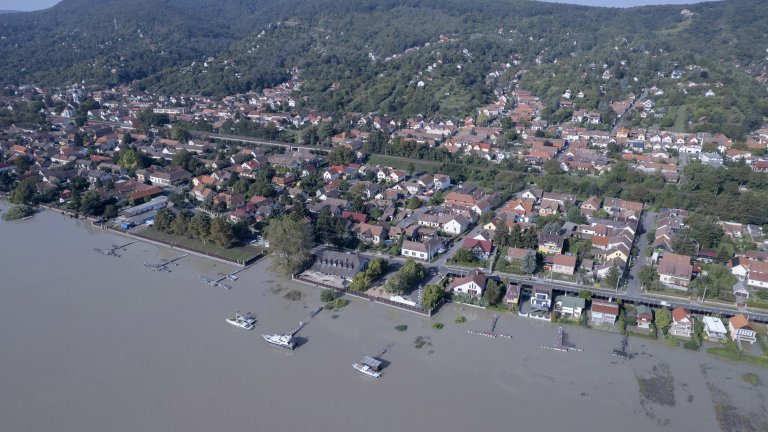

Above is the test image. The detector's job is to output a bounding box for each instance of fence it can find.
[293,274,435,317]
[108,227,264,267]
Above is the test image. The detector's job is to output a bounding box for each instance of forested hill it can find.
[1,0,767,134]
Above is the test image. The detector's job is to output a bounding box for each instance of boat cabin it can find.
[361,356,382,371]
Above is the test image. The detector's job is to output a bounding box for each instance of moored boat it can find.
[262,333,296,350]
[353,356,382,378]
[226,312,256,330]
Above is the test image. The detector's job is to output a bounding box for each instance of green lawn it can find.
[367,155,439,173]
[137,227,263,263]
[673,105,688,132]
[707,347,768,368]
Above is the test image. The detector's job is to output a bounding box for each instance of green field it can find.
[367,155,440,173]
[136,227,263,263]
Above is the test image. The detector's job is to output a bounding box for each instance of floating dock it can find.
[540,326,583,353]
[94,241,138,257]
[144,253,188,272]
[467,315,513,340]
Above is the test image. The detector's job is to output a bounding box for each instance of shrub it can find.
[454,315,466,324]
[324,298,349,310]
[432,322,444,330]
[283,290,302,301]
[320,289,336,302]
[1,204,34,221]
[395,325,408,332]
[683,338,700,351]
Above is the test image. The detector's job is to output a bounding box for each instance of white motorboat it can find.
[353,356,382,378]
[226,312,256,330]
[262,333,296,350]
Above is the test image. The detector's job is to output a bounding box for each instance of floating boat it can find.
[226,312,256,330]
[262,333,296,350]
[353,356,382,379]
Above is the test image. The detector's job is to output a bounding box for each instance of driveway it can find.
[626,211,657,297]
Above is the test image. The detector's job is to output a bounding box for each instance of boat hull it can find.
[353,363,381,378]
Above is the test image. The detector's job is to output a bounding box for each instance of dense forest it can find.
[2,0,768,135]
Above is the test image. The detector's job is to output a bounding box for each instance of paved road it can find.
[318,242,768,323]
[626,211,657,296]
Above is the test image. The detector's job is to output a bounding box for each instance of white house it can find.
[433,174,451,190]
[702,316,727,342]
[448,270,487,298]
[555,295,585,320]
[442,215,470,235]
[669,307,694,338]
[401,238,441,261]
[747,271,768,289]
[590,301,619,325]
[729,314,757,344]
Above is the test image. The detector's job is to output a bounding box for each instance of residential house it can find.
[669,307,694,338]
[191,184,216,203]
[507,247,531,262]
[538,233,565,255]
[658,253,693,288]
[309,250,369,282]
[529,285,552,311]
[555,295,585,319]
[728,314,757,344]
[461,238,493,260]
[504,282,520,308]
[591,301,619,325]
[580,196,602,216]
[636,305,653,329]
[401,238,441,261]
[443,214,471,235]
[448,270,487,298]
[702,316,727,342]
[137,166,191,187]
[551,254,577,275]
[353,223,389,245]
[748,271,768,289]
[213,192,245,210]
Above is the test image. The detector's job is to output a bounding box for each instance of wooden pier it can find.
[200,265,251,290]
[467,315,513,340]
[94,241,138,257]
[286,304,325,337]
[540,326,583,353]
[143,253,189,272]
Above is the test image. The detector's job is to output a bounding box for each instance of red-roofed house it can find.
[462,238,493,260]
[670,307,694,338]
[728,314,757,344]
[552,254,577,275]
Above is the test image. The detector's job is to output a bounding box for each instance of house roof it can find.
[449,270,487,291]
[659,253,693,280]
[309,250,368,280]
[729,314,752,330]
[671,306,690,322]
[702,316,727,333]
[507,247,530,260]
[591,301,619,315]
[538,233,565,248]
[556,295,585,309]
[552,254,577,268]
[635,305,653,318]
[462,238,492,253]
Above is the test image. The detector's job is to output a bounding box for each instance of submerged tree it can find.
[264,216,313,276]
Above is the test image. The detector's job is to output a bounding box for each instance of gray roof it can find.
[310,250,368,280]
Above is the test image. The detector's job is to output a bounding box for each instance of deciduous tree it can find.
[264,216,313,276]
